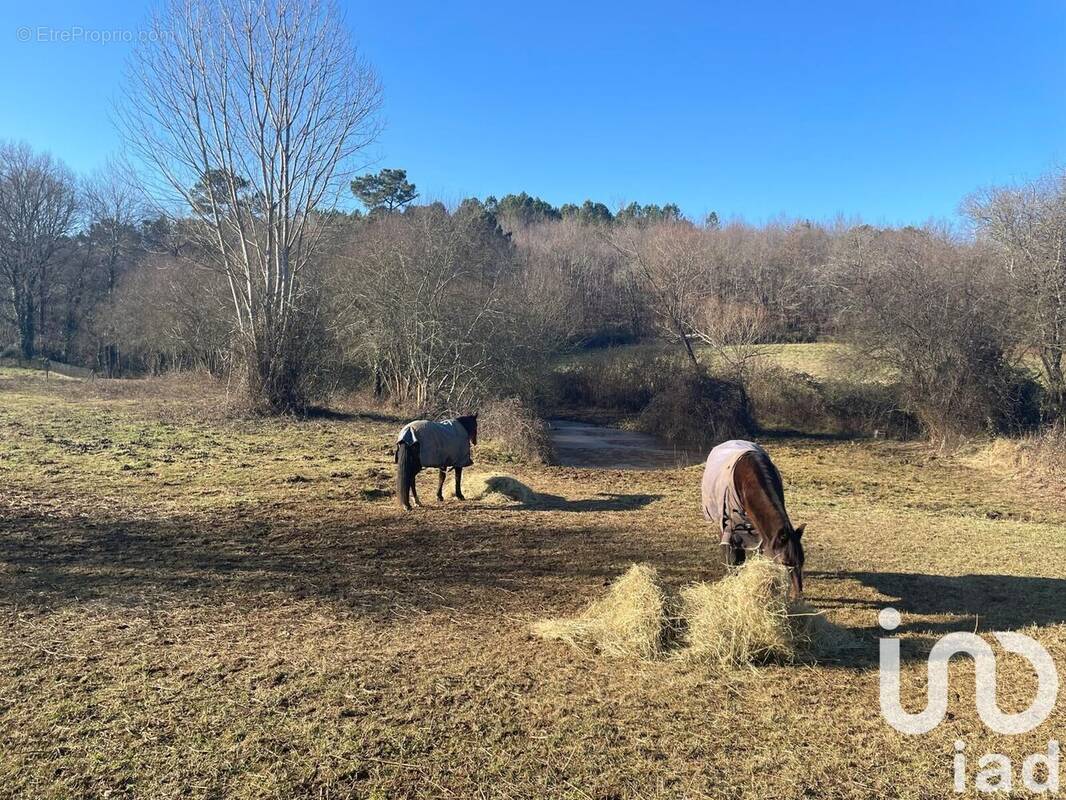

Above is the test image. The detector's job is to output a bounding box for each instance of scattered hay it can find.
[788,599,860,659]
[531,564,666,659]
[465,472,538,505]
[532,557,858,667]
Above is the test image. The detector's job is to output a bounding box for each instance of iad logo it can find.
[878,607,1061,794]
[878,607,1058,735]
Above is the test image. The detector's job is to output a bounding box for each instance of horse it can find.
[395,415,478,511]
[700,439,806,597]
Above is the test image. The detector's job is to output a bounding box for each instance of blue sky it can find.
[2,0,1063,224]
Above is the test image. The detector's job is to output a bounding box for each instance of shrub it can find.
[478,396,554,464]
[549,351,679,412]
[832,225,1026,443]
[637,371,755,451]
[992,367,1044,435]
[747,366,829,433]
[747,364,920,438]
[820,380,919,439]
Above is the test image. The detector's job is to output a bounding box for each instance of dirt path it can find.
[548,418,701,469]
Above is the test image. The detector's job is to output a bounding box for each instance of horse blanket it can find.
[396,419,473,469]
[700,439,765,549]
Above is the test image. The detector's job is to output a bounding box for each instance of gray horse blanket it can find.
[396,419,473,469]
[701,439,765,549]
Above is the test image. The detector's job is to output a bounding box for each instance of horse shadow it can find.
[812,570,1066,635]
[0,504,705,617]
[485,492,664,513]
[303,406,406,424]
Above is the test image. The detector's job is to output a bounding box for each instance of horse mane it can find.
[734,450,792,540]
[455,414,478,437]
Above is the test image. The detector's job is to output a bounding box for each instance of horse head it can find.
[771,523,805,597]
[457,413,478,445]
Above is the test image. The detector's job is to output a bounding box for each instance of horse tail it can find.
[395,441,419,509]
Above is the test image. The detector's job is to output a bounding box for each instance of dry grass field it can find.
[2,367,1065,799]
[563,342,854,380]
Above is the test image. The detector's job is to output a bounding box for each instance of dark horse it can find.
[395,415,478,511]
[701,440,806,596]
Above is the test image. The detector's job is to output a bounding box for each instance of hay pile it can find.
[465,472,538,505]
[679,556,796,666]
[531,564,666,659]
[532,556,856,666]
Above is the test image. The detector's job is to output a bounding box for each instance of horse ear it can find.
[794,524,806,539]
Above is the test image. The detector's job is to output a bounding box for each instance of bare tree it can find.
[119,0,381,411]
[514,217,643,347]
[608,220,707,370]
[608,220,777,378]
[84,161,146,297]
[690,296,769,381]
[82,160,147,373]
[0,142,78,359]
[966,171,1066,419]
[831,224,1030,445]
[330,206,543,411]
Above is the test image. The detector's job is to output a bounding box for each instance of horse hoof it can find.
[436,495,444,502]
[455,493,465,501]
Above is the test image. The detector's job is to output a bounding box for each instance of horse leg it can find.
[437,468,446,502]
[454,466,465,501]
[410,471,423,507]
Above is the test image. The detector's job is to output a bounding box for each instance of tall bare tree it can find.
[608,220,707,370]
[0,142,78,359]
[120,0,381,410]
[967,171,1066,419]
[80,161,147,372]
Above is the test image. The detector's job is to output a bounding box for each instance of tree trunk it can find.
[18,294,36,360]
[1043,345,1066,420]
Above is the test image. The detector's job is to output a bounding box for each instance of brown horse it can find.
[701,440,806,596]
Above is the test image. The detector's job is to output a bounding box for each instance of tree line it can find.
[1,0,1063,442]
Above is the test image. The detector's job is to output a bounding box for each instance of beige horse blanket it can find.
[700,439,765,549]
[396,419,473,469]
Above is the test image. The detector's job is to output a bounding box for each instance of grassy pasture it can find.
[562,341,855,380]
[1,367,1065,799]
